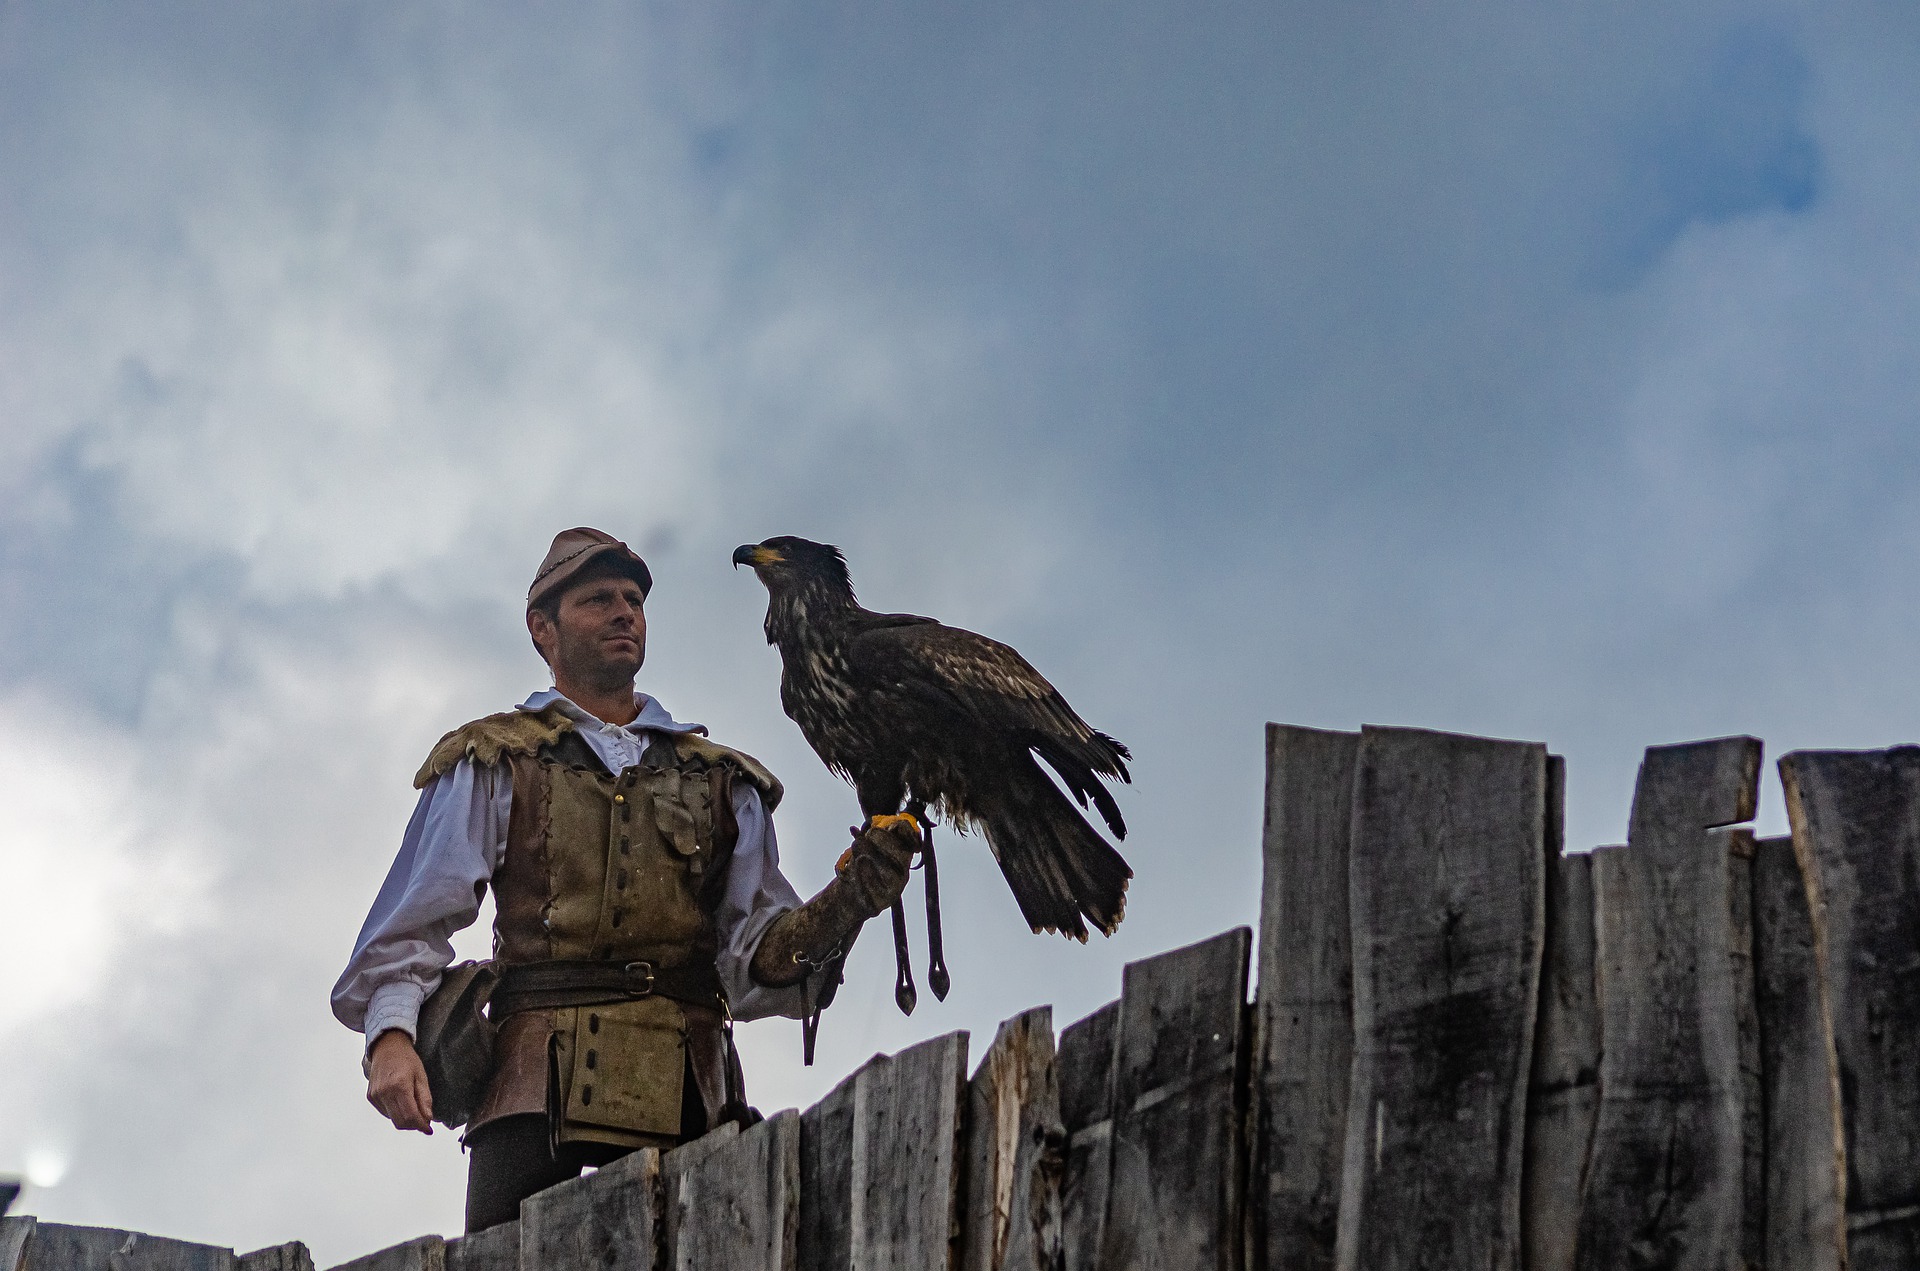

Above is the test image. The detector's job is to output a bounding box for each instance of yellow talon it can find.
[869,812,922,834]
[836,847,855,873]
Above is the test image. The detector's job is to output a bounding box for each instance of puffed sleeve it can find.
[712,782,810,1021]
[329,758,511,1045]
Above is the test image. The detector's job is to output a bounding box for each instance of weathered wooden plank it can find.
[1522,757,1601,1271]
[1751,832,1845,1271]
[324,1237,443,1271]
[0,1219,33,1271]
[1099,928,1252,1271]
[519,1143,662,1271]
[668,1111,799,1270]
[1781,747,1920,1270]
[800,1072,859,1271]
[850,1031,970,1271]
[960,1008,1064,1271]
[1335,726,1548,1271]
[442,1223,517,1271]
[1252,723,1358,1271]
[661,1126,741,1260]
[236,1244,315,1271]
[1522,844,1601,1271]
[1575,736,1763,1271]
[1057,1001,1117,1271]
[25,1224,239,1270]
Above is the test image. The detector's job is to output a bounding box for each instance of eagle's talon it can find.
[868,812,923,835]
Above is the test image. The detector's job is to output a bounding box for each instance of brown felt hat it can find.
[527,527,653,611]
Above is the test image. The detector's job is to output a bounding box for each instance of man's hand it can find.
[366,1029,434,1134]
[839,816,919,917]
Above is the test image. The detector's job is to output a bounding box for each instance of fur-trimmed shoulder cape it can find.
[414,701,784,810]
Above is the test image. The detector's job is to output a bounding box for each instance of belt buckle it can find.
[623,961,656,996]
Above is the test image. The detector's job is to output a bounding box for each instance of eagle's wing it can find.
[846,613,1132,835]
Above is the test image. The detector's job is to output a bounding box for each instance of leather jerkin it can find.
[426,713,764,1149]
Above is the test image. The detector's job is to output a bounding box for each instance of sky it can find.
[1,0,1917,1261]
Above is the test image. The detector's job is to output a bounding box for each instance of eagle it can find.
[733,536,1133,944]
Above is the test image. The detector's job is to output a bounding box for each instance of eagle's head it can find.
[734,536,857,646]
[732,536,855,599]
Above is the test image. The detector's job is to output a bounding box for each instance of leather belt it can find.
[490,959,725,1019]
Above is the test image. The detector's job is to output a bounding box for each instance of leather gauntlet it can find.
[750,818,918,988]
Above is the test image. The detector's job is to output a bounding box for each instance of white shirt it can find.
[330,689,807,1047]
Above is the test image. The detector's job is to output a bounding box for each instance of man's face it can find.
[530,571,648,689]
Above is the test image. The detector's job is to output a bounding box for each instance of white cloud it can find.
[0,691,210,1028]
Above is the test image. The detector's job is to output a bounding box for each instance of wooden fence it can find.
[7,723,1920,1270]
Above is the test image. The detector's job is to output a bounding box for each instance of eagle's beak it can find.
[733,544,783,569]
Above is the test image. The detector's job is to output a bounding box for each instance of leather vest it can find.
[414,704,781,1148]
[492,729,736,972]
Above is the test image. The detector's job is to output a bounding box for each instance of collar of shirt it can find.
[518,687,708,774]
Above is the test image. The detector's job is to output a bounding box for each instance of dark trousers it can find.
[464,1064,708,1233]
[464,1115,629,1233]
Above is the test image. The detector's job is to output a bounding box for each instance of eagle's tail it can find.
[979,756,1133,942]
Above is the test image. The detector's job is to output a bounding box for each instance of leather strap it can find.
[490,959,725,1019]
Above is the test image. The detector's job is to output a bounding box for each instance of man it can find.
[331,528,916,1231]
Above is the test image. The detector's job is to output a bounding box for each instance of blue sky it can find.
[2,2,1917,1261]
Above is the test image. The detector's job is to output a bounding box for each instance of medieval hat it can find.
[527,527,653,611]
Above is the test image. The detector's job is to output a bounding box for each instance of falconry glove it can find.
[749,817,918,988]
[840,817,919,914]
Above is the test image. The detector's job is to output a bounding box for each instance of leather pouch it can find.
[557,996,688,1143]
[650,768,713,878]
[415,959,498,1130]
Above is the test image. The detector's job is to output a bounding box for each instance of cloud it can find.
[0,691,209,1028]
